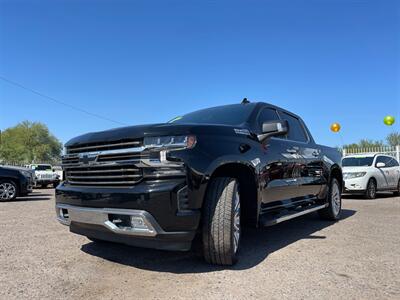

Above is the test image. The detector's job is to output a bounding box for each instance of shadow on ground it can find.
[81,209,356,273]
[343,192,396,200]
[11,191,53,202]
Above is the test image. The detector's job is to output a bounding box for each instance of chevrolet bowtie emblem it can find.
[80,155,90,165]
[78,153,96,165]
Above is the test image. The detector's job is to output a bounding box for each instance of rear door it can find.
[385,156,400,188]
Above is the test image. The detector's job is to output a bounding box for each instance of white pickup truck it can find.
[27,164,61,188]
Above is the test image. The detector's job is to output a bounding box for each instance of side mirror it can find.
[258,120,288,142]
[376,162,385,168]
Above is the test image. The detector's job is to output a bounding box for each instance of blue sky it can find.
[0,0,399,147]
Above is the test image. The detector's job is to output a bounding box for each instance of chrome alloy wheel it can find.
[331,181,341,216]
[368,181,376,198]
[232,187,241,254]
[0,182,16,200]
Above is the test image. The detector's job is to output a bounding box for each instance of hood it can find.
[342,166,371,173]
[65,123,248,147]
[0,166,22,173]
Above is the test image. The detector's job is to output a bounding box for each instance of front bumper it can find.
[55,179,201,251]
[36,179,59,185]
[56,204,195,250]
[343,176,368,193]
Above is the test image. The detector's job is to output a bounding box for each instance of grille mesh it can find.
[62,139,144,186]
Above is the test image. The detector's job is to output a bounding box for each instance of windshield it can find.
[342,157,374,167]
[33,165,52,171]
[169,104,256,126]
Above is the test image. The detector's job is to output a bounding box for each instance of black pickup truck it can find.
[56,101,343,265]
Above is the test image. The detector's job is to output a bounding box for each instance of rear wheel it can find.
[365,179,377,199]
[0,180,18,201]
[202,177,241,265]
[319,178,341,220]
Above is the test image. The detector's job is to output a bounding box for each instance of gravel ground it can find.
[0,189,399,300]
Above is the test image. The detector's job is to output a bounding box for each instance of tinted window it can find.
[280,112,308,142]
[342,157,374,167]
[257,108,280,129]
[377,156,398,167]
[169,104,256,126]
[33,165,52,171]
[391,158,400,167]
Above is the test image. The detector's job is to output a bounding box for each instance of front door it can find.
[260,138,306,206]
[375,156,390,189]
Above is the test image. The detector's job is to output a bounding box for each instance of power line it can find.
[0,75,127,126]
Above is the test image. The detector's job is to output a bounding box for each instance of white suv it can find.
[342,154,400,199]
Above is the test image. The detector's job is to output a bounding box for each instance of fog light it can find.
[131,216,149,230]
[60,208,69,219]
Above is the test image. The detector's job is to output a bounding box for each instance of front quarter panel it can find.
[168,130,262,209]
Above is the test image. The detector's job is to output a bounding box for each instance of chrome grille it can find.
[62,139,145,186]
[67,139,142,154]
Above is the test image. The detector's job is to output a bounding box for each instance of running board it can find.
[260,203,328,227]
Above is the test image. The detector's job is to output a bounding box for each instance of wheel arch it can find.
[330,165,343,189]
[207,162,259,226]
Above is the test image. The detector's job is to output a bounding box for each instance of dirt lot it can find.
[0,189,399,299]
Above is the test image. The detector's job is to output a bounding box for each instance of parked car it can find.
[56,101,343,265]
[342,154,400,199]
[0,165,33,201]
[52,165,64,181]
[27,164,60,188]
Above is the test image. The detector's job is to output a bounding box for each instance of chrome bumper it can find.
[55,204,166,237]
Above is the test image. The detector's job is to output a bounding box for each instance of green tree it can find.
[0,121,62,163]
[343,139,384,150]
[386,132,400,147]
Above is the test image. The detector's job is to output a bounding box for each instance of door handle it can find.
[287,149,298,154]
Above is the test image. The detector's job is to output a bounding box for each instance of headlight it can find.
[144,135,196,150]
[343,172,367,179]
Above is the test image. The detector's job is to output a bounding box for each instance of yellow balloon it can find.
[330,123,341,133]
[383,115,395,126]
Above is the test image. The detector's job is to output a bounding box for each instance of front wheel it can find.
[319,178,342,220]
[394,179,400,197]
[0,180,18,201]
[202,177,241,265]
[87,237,108,244]
[365,179,377,199]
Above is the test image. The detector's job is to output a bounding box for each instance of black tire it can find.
[394,180,400,197]
[319,178,342,220]
[87,237,107,243]
[202,177,241,266]
[0,179,18,201]
[365,179,377,199]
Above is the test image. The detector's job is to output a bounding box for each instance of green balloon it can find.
[384,115,395,126]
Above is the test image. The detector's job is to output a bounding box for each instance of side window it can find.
[391,158,400,167]
[386,157,398,167]
[376,156,389,167]
[257,108,280,130]
[280,112,308,143]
